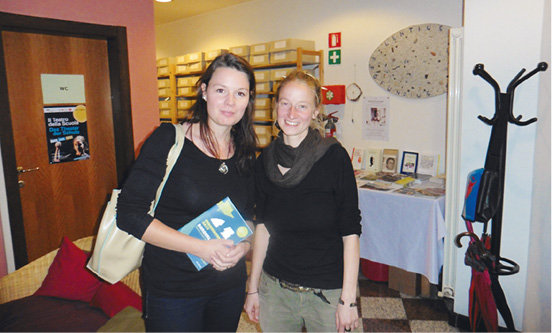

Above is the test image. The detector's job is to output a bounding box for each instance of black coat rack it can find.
[472,61,547,271]
[455,62,548,332]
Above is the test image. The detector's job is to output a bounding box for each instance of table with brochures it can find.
[357,184,445,284]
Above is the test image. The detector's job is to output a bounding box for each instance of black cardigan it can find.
[117,123,254,297]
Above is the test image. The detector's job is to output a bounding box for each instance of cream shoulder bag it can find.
[87,124,185,284]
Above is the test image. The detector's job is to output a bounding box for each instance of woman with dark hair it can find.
[116,53,257,332]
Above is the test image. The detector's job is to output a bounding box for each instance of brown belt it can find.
[265,272,314,293]
[264,272,332,304]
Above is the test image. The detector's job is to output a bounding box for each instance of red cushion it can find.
[90,282,142,317]
[34,237,101,302]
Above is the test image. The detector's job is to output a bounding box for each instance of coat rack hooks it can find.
[473,62,548,126]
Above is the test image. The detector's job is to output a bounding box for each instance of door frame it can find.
[0,12,135,268]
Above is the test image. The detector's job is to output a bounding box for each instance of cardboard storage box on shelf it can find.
[177,76,199,87]
[250,42,270,55]
[270,38,315,52]
[270,68,314,81]
[204,49,227,61]
[158,78,171,89]
[188,62,204,73]
[177,86,195,97]
[250,53,270,66]
[175,62,204,75]
[157,66,170,77]
[255,97,272,109]
[158,87,172,98]
[254,109,272,121]
[176,52,204,64]
[159,100,172,110]
[256,81,272,93]
[156,57,170,67]
[270,50,319,64]
[175,64,189,75]
[271,68,295,81]
[388,266,430,297]
[177,99,193,110]
[229,45,250,57]
[254,69,271,82]
[254,124,272,147]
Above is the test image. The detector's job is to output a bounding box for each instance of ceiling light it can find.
[155,0,172,2]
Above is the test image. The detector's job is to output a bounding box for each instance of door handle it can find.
[16,166,40,174]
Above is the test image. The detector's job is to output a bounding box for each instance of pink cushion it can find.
[90,282,142,317]
[34,236,101,302]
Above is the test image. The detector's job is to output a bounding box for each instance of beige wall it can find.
[156,0,463,164]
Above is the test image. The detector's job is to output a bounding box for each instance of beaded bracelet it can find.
[338,298,358,307]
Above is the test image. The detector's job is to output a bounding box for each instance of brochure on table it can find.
[355,170,445,197]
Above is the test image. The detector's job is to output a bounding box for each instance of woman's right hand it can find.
[196,239,234,271]
[244,293,260,323]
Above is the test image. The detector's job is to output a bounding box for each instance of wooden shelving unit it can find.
[156,47,324,147]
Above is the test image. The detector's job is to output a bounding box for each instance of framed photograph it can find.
[381,148,398,173]
[400,151,419,174]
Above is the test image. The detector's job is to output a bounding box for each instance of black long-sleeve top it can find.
[255,143,361,289]
[117,123,254,298]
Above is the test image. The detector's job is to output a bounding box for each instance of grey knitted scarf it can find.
[263,128,338,188]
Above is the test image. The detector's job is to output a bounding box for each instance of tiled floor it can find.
[237,274,459,332]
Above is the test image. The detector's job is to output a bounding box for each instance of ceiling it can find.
[154,0,256,25]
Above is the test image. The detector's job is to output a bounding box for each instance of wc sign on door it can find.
[329,32,341,48]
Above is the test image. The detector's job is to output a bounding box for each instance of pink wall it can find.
[0,0,159,276]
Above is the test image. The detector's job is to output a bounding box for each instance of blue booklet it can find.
[178,197,252,270]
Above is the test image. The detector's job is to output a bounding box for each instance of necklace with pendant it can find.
[217,140,231,175]
[218,161,229,174]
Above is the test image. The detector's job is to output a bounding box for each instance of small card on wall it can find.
[364,148,382,173]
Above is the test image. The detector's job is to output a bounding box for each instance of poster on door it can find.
[44,105,90,164]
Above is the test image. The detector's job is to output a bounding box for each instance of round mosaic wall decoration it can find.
[369,23,451,98]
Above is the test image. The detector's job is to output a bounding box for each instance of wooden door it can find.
[2,31,118,262]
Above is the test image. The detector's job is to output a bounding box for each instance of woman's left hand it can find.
[336,302,360,333]
[211,241,250,271]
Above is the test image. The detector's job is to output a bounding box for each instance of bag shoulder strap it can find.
[150,124,185,214]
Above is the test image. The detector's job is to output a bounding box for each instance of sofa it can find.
[0,236,145,332]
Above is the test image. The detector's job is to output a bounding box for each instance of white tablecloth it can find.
[358,188,446,284]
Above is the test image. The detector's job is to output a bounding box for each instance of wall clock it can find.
[369,23,451,98]
[346,83,363,101]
